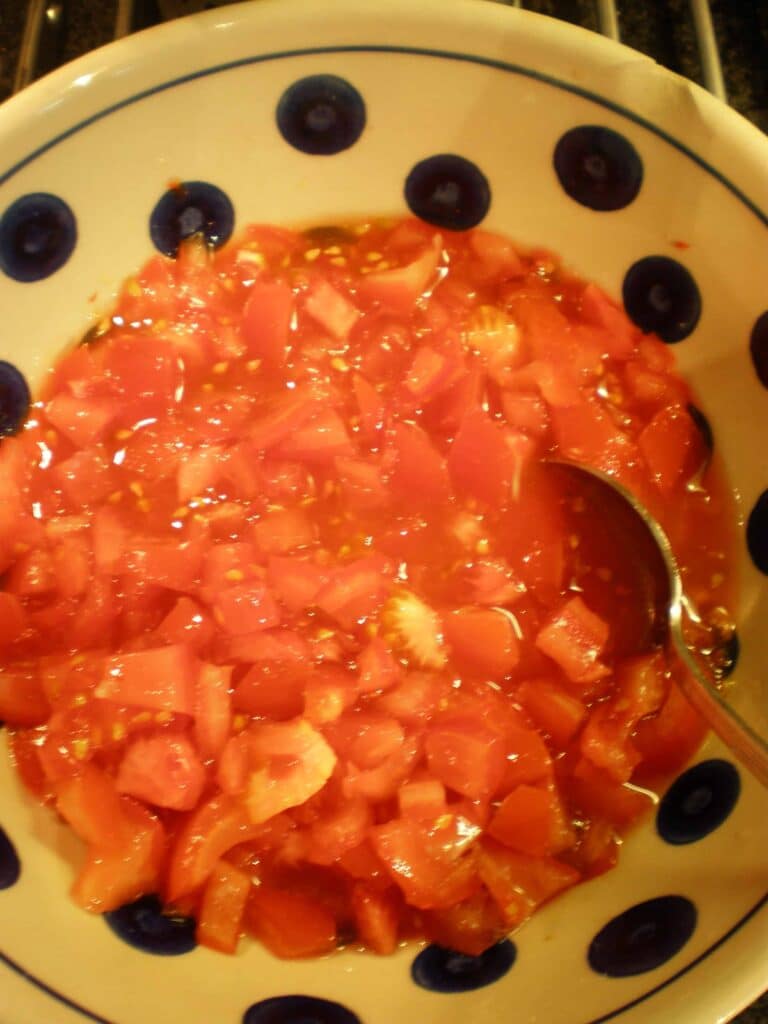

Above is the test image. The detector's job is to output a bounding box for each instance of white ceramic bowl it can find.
[1,2,768,1023]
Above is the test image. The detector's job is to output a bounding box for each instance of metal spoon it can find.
[549,459,768,789]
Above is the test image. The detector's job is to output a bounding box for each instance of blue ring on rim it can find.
[0,41,765,1024]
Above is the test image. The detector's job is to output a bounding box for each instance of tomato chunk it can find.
[246,886,337,959]
[535,596,610,685]
[95,645,198,715]
[116,733,206,811]
[197,860,252,954]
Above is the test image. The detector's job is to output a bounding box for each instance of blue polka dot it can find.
[0,361,30,437]
[0,825,21,889]
[411,940,516,993]
[243,996,361,1024]
[588,896,697,977]
[277,75,365,156]
[554,125,643,211]
[622,256,701,343]
[405,154,490,231]
[657,759,740,845]
[747,489,768,575]
[105,894,196,955]
[0,192,76,282]
[149,181,234,258]
[750,311,768,388]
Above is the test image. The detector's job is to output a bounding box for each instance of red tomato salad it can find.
[0,216,735,958]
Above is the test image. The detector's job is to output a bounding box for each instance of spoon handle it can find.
[669,608,768,788]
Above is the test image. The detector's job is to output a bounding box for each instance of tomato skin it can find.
[425,716,507,802]
[116,733,207,811]
[639,405,703,493]
[197,860,252,954]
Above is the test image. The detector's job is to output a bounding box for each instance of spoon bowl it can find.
[548,459,768,789]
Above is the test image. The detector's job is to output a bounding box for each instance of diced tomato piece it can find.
[335,456,391,513]
[579,282,636,359]
[7,548,57,597]
[45,393,116,448]
[372,815,481,910]
[342,731,422,802]
[92,507,127,574]
[304,277,359,340]
[116,732,206,811]
[252,507,316,555]
[212,581,281,635]
[202,542,257,591]
[316,556,392,630]
[240,279,294,364]
[249,393,318,451]
[374,671,451,725]
[388,421,450,510]
[358,237,441,313]
[352,374,386,441]
[306,795,372,865]
[0,592,28,650]
[501,391,549,437]
[266,556,326,613]
[274,408,353,462]
[304,667,357,726]
[357,637,402,694]
[535,596,610,685]
[166,794,265,900]
[325,711,405,768]
[70,799,166,913]
[223,628,311,665]
[245,886,337,958]
[402,346,461,404]
[55,764,130,847]
[245,719,337,824]
[633,680,707,778]
[352,883,400,955]
[516,678,587,747]
[469,230,525,278]
[194,663,232,759]
[425,716,507,801]
[487,785,573,856]
[398,779,447,820]
[197,860,252,954]
[0,665,49,726]
[448,409,516,507]
[95,644,198,715]
[638,405,704,493]
[54,448,117,505]
[51,535,91,599]
[424,891,507,957]
[156,597,215,651]
[565,757,655,829]
[477,839,580,929]
[498,724,553,791]
[103,335,184,418]
[123,538,202,592]
[176,444,226,502]
[444,607,520,678]
[233,664,305,720]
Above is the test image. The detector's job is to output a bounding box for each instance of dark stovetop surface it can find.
[0,0,766,1021]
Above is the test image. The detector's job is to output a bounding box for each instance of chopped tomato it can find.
[245,886,337,959]
[425,716,507,801]
[447,408,517,507]
[155,597,215,651]
[443,607,520,678]
[116,733,206,811]
[487,785,574,856]
[424,891,507,957]
[477,839,580,929]
[211,582,281,635]
[305,278,359,340]
[240,279,294,364]
[197,860,252,954]
[516,678,586,747]
[0,665,49,726]
[194,663,232,759]
[387,421,450,510]
[351,883,400,955]
[95,645,198,715]
[372,815,481,910]
[535,596,610,685]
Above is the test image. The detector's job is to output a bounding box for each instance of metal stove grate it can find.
[0,1,767,1021]
[2,0,768,122]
